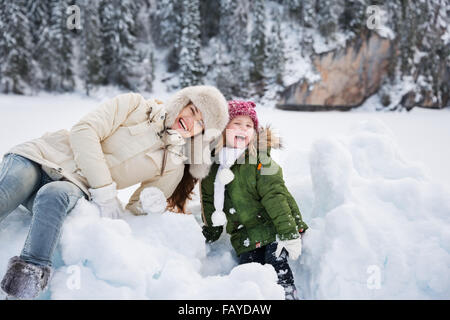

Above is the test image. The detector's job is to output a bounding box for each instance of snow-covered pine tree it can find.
[138,47,155,93]
[215,0,237,98]
[226,0,251,97]
[38,0,76,92]
[264,6,286,101]
[77,0,104,95]
[316,0,344,39]
[405,0,449,108]
[218,0,233,51]
[151,0,182,72]
[151,0,181,47]
[26,0,50,53]
[284,0,302,21]
[302,0,317,29]
[99,0,139,90]
[215,43,233,99]
[0,0,34,94]
[24,0,48,92]
[383,0,401,82]
[339,0,369,35]
[249,0,267,96]
[179,0,204,87]
[266,7,285,89]
[377,0,449,109]
[199,0,221,46]
[24,0,51,92]
[133,0,151,43]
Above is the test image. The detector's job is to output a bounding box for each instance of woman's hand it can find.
[89,182,124,219]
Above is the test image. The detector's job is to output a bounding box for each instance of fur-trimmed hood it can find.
[164,85,229,179]
[165,85,229,137]
[212,125,282,158]
[254,125,282,151]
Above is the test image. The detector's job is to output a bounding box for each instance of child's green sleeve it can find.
[256,159,303,240]
[286,190,309,233]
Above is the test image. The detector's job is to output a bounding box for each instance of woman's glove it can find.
[139,187,167,214]
[89,182,124,219]
[275,236,302,260]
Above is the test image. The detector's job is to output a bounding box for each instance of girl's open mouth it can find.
[179,118,188,131]
[234,134,247,145]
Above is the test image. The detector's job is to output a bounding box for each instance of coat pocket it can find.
[145,149,164,175]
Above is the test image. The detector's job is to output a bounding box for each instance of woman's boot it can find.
[0,256,51,299]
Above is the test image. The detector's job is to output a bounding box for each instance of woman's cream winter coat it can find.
[7,92,187,215]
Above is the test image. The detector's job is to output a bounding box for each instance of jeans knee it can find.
[33,182,81,217]
[36,182,69,204]
[0,154,41,213]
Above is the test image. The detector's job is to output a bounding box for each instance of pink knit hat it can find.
[227,100,259,129]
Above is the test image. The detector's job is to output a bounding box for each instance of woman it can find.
[0,85,229,299]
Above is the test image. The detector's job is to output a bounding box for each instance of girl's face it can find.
[225,115,255,149]
[171,103,205,138]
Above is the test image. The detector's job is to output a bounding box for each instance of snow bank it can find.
[47,199,283,299]
[47,118,450,299]
[291,119,450,299]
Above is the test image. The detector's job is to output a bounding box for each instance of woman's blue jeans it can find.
[0,153,85,267]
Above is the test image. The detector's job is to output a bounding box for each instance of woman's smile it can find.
[171,103,204,138]
[178,118,188,131]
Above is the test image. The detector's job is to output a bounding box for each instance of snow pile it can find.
[289,119,450,299]
[47,117,449,300]
[47,199,283,299]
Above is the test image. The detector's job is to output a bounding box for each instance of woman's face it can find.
[225,115,255,149]
[171,103,205,138]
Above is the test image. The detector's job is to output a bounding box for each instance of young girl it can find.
[200,100,308,300]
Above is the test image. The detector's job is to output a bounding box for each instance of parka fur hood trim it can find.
[164,85,229,136]
[254,125,282,151]
[213,125,282,157]
[164,85,229,179]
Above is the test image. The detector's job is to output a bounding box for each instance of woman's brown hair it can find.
[167,165,198,214]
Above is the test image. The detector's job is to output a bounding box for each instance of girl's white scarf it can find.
[211,147,246,226]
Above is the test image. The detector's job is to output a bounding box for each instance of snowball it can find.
[140,187,167,214]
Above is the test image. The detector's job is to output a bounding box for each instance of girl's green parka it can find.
[200,127,308,256]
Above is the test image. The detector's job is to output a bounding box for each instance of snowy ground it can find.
[0,91,449,299]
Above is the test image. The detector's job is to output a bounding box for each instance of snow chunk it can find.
[293,118,450,299]
[140,186,167,214]
[309,136,353,217]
